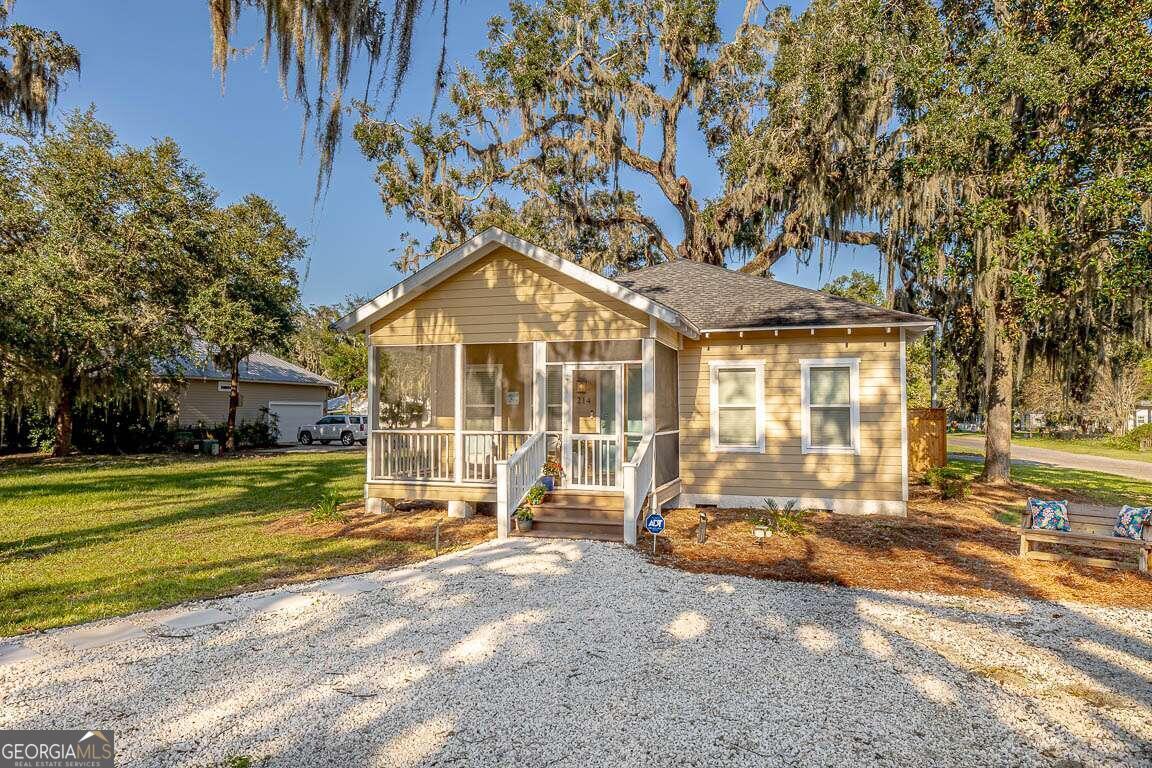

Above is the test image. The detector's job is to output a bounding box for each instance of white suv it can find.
[297,415,367,446]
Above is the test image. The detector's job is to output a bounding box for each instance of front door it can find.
[563,364,623,488]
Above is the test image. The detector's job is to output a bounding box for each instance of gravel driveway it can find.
[3,539,1151,768]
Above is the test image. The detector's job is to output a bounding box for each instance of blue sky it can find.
[23,1,883,306]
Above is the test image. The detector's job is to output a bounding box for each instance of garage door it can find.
[267,402,324,445]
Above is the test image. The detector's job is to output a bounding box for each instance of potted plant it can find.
[540,457,565,491]
[525,482,548,507]
[515,506,534,532]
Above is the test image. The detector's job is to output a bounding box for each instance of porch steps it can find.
[514,489,626,541]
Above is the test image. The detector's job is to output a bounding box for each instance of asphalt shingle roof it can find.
[615,260,933,331]
[155,341,336,387]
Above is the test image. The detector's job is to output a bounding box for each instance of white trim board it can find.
[335,227,699,338]
[681,493,906,517]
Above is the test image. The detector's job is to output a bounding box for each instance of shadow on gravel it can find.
[7,539,1151,767]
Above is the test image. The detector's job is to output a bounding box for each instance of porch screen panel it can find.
[654,431,680,487]
[655,342,679,432]
[376,346,455,428]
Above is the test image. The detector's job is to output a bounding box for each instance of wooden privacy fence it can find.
[908,408,947,475]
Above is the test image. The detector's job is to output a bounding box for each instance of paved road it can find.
[3,539,1150,767]
[949,434,1152,482]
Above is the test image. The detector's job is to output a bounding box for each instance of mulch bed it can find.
[270,505,497,553]
[650,483,1152,609]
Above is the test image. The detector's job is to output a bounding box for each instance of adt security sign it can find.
[645,512,665,554]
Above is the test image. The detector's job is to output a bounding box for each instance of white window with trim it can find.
[709,361,764,452]
[800,358,860,454]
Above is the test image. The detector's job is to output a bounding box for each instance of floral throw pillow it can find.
[1113,505,1152,540]
[1028,498,1070,532]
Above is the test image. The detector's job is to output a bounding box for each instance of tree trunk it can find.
[982,321,1015,484]
[225,357,240,452]
[53,374,77,457]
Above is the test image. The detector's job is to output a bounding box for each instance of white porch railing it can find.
[622,434,654,546]
[495,431,547,538]
[371,430,454,481]
[569,434,619,488]
[461,431,532,483]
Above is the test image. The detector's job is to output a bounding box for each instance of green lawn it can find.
[946,457,1152,506]
[949,433,1152,464]
[0,452,431,636]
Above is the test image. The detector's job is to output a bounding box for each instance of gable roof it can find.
[338,227,935,339]
[334,228,700,337]
[155,341,336,387]
[615,259,934,332]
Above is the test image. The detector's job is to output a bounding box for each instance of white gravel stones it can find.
[2,538,1151,768]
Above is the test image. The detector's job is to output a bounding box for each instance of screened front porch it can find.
[366,339,679,492]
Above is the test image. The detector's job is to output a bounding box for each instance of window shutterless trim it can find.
[800,357,860,455]
[708,360,765,453]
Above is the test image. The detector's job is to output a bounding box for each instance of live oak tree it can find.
[0,1,79,131]
[890,0,1152,482]
[351,0,919,271]
[0,111,216,456]
[191,195,304,451]
[209,0,453,190]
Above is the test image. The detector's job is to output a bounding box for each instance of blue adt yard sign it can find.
[645,512,665,554]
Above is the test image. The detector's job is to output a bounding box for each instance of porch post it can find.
[365,335,380,512]
[642,337,657,512]
[454,342,465,485]
[532,341,547,433]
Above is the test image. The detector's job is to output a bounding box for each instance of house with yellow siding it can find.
[336,228,934,543]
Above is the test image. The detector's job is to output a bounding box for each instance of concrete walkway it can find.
[949,434,1152,482]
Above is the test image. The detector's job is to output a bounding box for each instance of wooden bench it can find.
[1019,503,1150,573]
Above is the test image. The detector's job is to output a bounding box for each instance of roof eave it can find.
[697,320,937,334]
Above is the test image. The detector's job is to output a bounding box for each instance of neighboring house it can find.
[336,228,934,542]
[1129,401,1152,432]
[156,344,336,444]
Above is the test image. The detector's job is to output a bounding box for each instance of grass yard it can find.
[950,433,1152,464]
[653,459,1152,608]
[0,452,494,636]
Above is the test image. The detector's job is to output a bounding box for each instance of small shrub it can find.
[753,498,810,536]
[310,487,347,523]
[925,466,970,499]
[1108,423,1152,452]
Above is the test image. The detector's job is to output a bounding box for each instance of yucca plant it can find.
[310,487,347,523]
